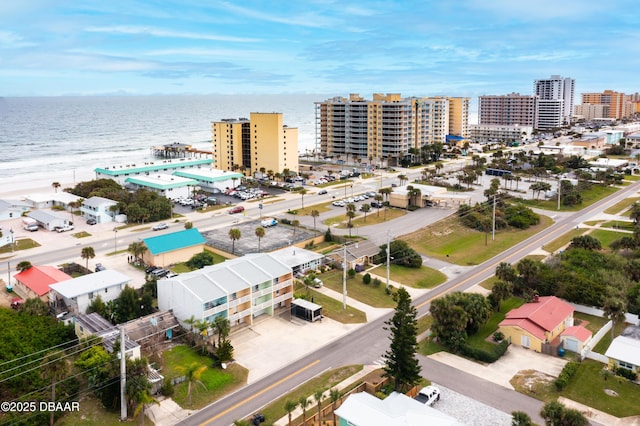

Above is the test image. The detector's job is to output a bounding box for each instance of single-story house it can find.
[94,158,213,185]
[49,269,132,315]
[74,312,141,360]
[269,246,324,276]
[23,191,80,210]
[172,168,244,191]
[0,199,31,221]
[142,228,206,268]
[26,210,72,231]
[326,239,380,270]
[605,325,640,374]
[388,183,471,209]
[157,253,293,330]
[81,196,119,224]
[124,174,199,201]
[335,391,461,426]
[560,325,592,353]
[13,265,72,302]
[498,296,575,352]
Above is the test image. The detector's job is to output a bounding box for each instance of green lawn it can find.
[0,238,40,254]
[162,345,248,409]
[294,283,367,323]
[561,360,640,417]
[603,196,640,215]
[56,395,127,426]
[573,312,610,334]
[592,321,627,354]
[72,231,91,238]
[323,208,405,228]
[367,264,446,289]
[589,229,628,248]
[317,269,397,308]
[466,297,525,350]
[521,184,620,212]
[403,215,554,266]
[600,220,634,231]
[542,228,585,253]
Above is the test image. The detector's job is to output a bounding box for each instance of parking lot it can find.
[202,218,321,256]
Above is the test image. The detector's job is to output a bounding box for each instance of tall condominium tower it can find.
[478,93,538,127]
[211,112,298,176]
[581,90,629,120]
[315,93,467,166]
[534,75,575,129]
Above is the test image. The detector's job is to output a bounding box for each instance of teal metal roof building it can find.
[95,158,213,185]
[144,228,206,255]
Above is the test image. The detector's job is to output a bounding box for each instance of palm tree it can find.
[128,241,147,265]
[255,226,265,252]
[298,396,310,426]
[213,316,230,347]
[398,174,407,186]
[630,202,640,224]
[81,246,96,270]
[284,400,297,426]
[374,194,383,217]
[132,389,159,426]
[345,203,356,237]
[175,362,207,406]
[313,389,324,425]
[184,315,197,346]
[360,203,370,222]
[51,181,61,193]
[603,290,627,339]
[16,260,32,272]
[291,219,300,238]
[329,388,341,425]
[42,350,69,426]
[310,210,320,229]
[298,188,308,209]
[229,227,241,254]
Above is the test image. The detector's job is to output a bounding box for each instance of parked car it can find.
[313,278,323,288]
[251,413,265,425]
[318,189,328,195]
[10,297,24,310]
[261,218,277,227]
[228,205,245,214]
[151,268,170,278]
[145,265,159,274]
[86,218,97,225]
[95,263,106,272]
[56,225,74,233]
[152,222,169,231]
[415,385,440,406]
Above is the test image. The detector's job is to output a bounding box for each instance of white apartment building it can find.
[157,253,294,330]
[534,75,575,128]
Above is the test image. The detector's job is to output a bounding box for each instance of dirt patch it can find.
[510,369,556,397]
[604,388,619,397]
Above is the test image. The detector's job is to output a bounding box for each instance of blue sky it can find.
[1,0,638,99]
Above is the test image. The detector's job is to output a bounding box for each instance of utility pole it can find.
[120,327,127,421]
[557,176,561,210]
[386,230,391,290]
[342,243,347,310]
[492,195,496,241]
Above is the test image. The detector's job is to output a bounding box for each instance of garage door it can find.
[564,338,578,352]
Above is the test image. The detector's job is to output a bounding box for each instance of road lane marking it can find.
[200,359,321,425]
[415,221,570,310]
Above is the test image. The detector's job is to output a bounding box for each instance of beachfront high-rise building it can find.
[478,93,538,127]
[448,97,471,138]
[315,93,468,166]
[581,90,630,120]
[534,75,575,129]
[211,112,298,176]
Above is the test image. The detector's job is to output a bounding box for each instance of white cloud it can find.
[84,25,260,43]
[0,30,35,48]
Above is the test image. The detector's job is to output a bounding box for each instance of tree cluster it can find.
[378,240,422,268]
[87,284,155,324]
[429,292,491,351]
[67,179,172,223]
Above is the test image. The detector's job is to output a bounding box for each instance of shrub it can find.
[161,377,174,397]
[362,273,371,285]
[492,331,504,342]
[325,228,333,242]
[372,278,381,287]
[347,268,356,279]
[385,285,394,295]
[616,367,638,381]
[554,361,580,390]
[459,339,509,363]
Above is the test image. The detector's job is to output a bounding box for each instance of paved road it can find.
[178,178,638,425]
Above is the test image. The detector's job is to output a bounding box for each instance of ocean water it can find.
[0,94,321,192]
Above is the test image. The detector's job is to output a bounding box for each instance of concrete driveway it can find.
[428,344,567,389]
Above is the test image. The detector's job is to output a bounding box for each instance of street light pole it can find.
[386,230,391,290]
[114,228,118,253]
[342,244,347,310]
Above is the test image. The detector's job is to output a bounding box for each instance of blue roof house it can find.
[142,228,206,268]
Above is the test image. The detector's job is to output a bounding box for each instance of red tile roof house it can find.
[498,296,587,353]
[13,266,72,302]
